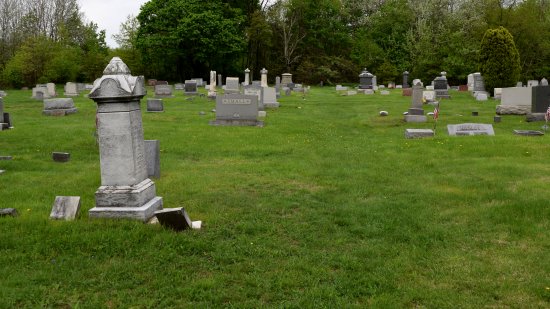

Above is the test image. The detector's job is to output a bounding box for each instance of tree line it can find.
[1,0,549,88]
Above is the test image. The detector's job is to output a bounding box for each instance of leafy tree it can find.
[479,26,520,94]
[136,0,246,81]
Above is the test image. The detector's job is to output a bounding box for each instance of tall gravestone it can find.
[208,70,217,98]
[358,68,373,90]
[473,73,488,98]
[531,85,550,113]
[403,71,410,88]
[0,97,5,129]
[405,83,427,123]
[244,68,250,86]
[88,57,163,222]
[260,68,268,87]
[217,74,223,88]
[275,76,281,99]
[281,73,292,86]
[433,72,450,99]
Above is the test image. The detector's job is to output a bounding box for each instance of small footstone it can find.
[472,111,479,116]
[0,170,4,174]
[50,196,81,220]
[0,156,12,160]
[258,111,267,117]
[494,116,501,123]
[405,129,434,139]
[0,208,18,217]
[191,221,202,230]
[379,111,388,116]
[154,207,193,231]
[198,111,206,115]
[513,130,544,136]
[52,152,70,162]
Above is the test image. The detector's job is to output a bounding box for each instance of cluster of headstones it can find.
[210,68,285,127]
[31,82,90,116]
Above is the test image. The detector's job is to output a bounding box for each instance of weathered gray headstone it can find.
[32,86,50,100]
[147,99,164,112]
[403,71,410,88]
[262,87,279,108]
[88,57,163,222]
[541,78,549,86]
[52,152,70,162]
[217,74,223,87]
[281,73,292,86]
[275,76,281,98]
[405,83,426,122]
[46,83,56,97]
[50,196,81,220]
[497,87,532,115]
[244,84,264,110]
[154,84,173,97]
[174,83,184,90]
[191,78,204,87]
[154,207,192,231]
[405,129,434,139]
[225,77,240,94]
[209,94,262,127]
[43,98,77,116]
[527,80,539,87]
[64,82,79,96]
[447,123,495,136]
[145,140,160,179]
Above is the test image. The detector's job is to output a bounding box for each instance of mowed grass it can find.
[0,85,549,308]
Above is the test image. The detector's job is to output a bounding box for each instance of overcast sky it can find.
[78,0,149,48]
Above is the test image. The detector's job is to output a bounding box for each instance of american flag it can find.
[433,105,440,120]
[545,106,550,122]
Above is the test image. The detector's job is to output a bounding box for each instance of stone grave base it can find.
[405,129,434,139]
[95,179,157,208]
[209,119,264,127]
[404,115,427,123]
[513,130,544,136]
[526,113,545,122]
[43,108,78,116]
[0,123,6,130]
[89,196,163,222]
[184,92,199,96]
[264,103,279,108]
[496,105,531,115]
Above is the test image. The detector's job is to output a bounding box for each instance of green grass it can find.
[0,86,549,308]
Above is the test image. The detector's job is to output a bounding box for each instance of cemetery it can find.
[0,0,549,307]
[1,70,549,307]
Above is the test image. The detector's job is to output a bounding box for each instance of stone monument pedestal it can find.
[88,57,163,222]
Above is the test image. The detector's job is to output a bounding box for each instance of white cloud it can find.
[78,0,148,48]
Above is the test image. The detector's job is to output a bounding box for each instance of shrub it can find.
[479,26,521,95]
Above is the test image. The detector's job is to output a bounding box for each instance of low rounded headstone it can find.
[403,111,409,115]
[379,111,389,116]
[198,111,206,116]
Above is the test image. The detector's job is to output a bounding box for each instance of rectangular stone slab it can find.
[513,130,544,136]
[145,140,160,178]
[154,207,192,231]
[89,196,163,222]
[0,208,18,217]
[405,129,434,139]
[448,123,495,136]
[50,196,81,220]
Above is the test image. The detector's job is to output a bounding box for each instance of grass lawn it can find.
[0,85,549,308]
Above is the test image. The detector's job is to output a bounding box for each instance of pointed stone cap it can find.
[244,68,250,73]
[261,68,268,74]
[89,57,146,101]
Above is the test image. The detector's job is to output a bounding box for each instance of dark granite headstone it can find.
[531,85,550,113]
[358,68,373,89]
[52,152,70,162]
[513,130,544,136]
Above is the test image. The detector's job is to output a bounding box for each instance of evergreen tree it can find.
[479,26,521,94]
